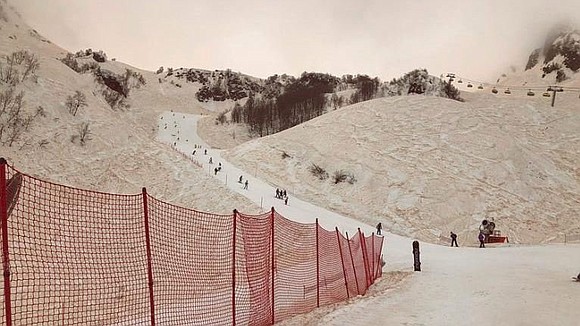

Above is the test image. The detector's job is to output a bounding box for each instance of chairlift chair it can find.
[542,92,551,97]
[504,88,511,94]
[527,89,535,96]
[492,87,498,94]
[467,83,473,88]
[458,79,463,83]
[478,85,484,90]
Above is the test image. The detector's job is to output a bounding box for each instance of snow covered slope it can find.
[223,94,580,244]
[0,3,258,213]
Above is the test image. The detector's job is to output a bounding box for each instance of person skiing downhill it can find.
[450,232,458,247]
[244,180,248,190]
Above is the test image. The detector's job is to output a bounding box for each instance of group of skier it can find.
[275,188,288,205]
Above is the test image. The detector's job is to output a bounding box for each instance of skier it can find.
[192,150,196,155]
[204,149,207,155]
[244,180,249,190]
[209,157,213,164]
[238,175,243,183]
[283,190,287,198]
[285,196,288,205]
[376,222,382,235]
[214,167,218,175]
[276,188,280,199]
[478,232,485,248]
[450,232,458,247]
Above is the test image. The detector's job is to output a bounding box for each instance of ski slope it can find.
[157,111,580,326]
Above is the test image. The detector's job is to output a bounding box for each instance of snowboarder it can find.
[478,232,485,248]
[376,222,382,235]
[450,232,458,247]
[244,180,248,190]
[238,175,243,183]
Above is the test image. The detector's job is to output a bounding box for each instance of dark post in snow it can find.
[412,241,421,272]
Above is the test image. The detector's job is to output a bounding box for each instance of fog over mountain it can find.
[12,0,580,82]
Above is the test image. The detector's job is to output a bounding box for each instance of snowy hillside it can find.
[0,3,258,213]
[223,94,580,244]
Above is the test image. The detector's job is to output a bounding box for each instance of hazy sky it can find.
[12,0,580,82]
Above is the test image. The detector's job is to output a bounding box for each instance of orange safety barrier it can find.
[0,159,383,325]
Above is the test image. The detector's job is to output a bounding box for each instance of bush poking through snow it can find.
[333,170,348,184]
[216,111,227,125]
[309,163,329,180]
[0,88,41,146]
[65,91,87,116]
[0,50,39,85]
[71,122,91,146]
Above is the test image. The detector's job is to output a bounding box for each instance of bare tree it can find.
[65,91,87,116]
[0,88,41,146]
[21,52,39,82]
[78,122,91,145]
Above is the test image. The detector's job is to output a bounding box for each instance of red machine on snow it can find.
[479,219,509,244]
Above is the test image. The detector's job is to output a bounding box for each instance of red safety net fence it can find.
[0,159,384,325]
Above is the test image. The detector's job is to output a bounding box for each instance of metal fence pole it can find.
[0,158,13,326]
[142,188,156,325]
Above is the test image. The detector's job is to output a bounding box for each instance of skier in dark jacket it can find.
[376,222,382,235]
[450,232,458,247]
[478,232,485,248]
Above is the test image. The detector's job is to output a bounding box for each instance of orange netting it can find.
[0,161,384,325]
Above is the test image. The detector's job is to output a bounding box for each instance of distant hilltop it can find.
[525,25,580,83]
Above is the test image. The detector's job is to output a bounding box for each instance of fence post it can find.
[142,188,156,325]
[345,232,360,295]
[315,219,320,308]
[371,234,375,282]
[232,209,237,326]
[0,158,13,326]
[335,227,349,299]
[270,207,275,325]
[358,229,370,289]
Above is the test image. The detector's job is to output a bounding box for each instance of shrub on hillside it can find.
[0,50,39,85]
[556,70,568,83]
[92,50,107,63]
[93,68,146,109]
[0,88,42,146]
[542,62,562,75]
[65,91,87,116]
[332,170,348,184]
[309,163,329,180]
[70,122,91,146]
[216,111,227,124]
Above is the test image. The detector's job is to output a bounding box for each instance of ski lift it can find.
[542,92,551,97]
[467,83,473,88]
[478,84,484,90]
[458,79,463,83]
[504,88,511,94]
[527,89,535,96]
[492,87,498,94]
[556,87,564,92]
